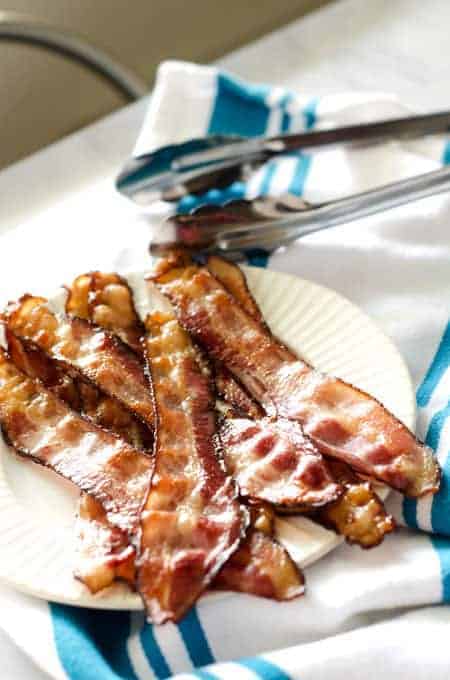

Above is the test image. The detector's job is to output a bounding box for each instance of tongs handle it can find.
[267,110,450,154]
[119,110,450,205]
[219,165,450,252]
[174,111,450,169]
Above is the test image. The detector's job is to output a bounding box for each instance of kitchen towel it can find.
[0,60,449,680]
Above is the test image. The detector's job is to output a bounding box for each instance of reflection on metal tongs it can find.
[150,166,450,257]
[117,110,450,205]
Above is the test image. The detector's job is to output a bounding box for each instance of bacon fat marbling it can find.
[152,259,440,498]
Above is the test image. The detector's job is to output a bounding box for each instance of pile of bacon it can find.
[0,253,441,624]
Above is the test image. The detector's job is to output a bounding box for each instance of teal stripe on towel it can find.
[431,535,450,602]
[50,605,137,680]
[239,656,292,680]
[442,141,450,165]
[430,401,450,535]
[208,73,271,137]
[404,322,450,529]
[259,161,278,196]
[289,155,312,196]
[402,496,419,530]
[303,97,318,129]
[178,607,215,667]
[140,624,172,679]
[246,249,270,268]
[280,93,293,132]
[417,322,450,408]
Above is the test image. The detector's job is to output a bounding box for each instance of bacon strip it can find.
[220,417,341,508]
[207,255,263,322]
[66,272,145,355]
[315,460,395,548]
[206,257,264,418]
[5,329,152,590]
[4,295,154,429]
[214,364,263,419]
[152,259,440,498]
[65,274,153,591]
[0,347,152,533]
[75,494,136,593]
[5,327,155,592]
[139,310,246,623]
[215,503,304,600]
[215,527,304,600]
[202,258,396,548]
[65,274,91,319]
[6,329,152,450]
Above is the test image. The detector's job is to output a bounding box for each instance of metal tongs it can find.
[117,110,450,204]
[150,167,450,256]
[115,110,450,256]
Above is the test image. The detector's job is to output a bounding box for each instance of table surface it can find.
[1,0,450,677]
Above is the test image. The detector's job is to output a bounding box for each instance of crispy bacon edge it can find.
[4,295,155,429]
[206,256,264,418]
[0,346,152,534]
[64,273,153,590]
[215,526,305,600]
[5,329,152,592]
[5,328,153,451]
[151,257,440,499]
[206,255,263,323]
[314,460,395,548]
[74,494,137,593]
[66,272,145,356]
[138,310,247,623]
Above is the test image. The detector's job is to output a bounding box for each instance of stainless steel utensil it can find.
[118,110,450,205]
[150,165,450,257]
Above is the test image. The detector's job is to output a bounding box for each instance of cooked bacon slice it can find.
[66,272,145,355]
[6,329,152,450]
[66,273,153,591]
[4,295,154,429]
[215,527,304,600]
[152,259,440,498]
[75,492,304,600]
[5,330,153,591]
[216,503,304,600]
[75,494,136,593]
[220,417,341,508]
[250,502,276,535]
[0,347,152,533]
[206,257,264,418]
[206,256,263,322]
[214,363,263,419]
[198,258,395,548]
[153,253,262,418]
[315,460,395,548]
[139,310,246,623]
[65,274,91,318]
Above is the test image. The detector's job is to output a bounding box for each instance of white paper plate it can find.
[0,266,415,609]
